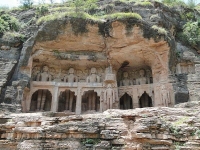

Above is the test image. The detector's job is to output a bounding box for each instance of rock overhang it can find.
[28,17,174,73]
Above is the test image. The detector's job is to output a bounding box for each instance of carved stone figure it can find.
[16,86,23,104]
[36,66,52,111]
[64,68,78,83]
[136,69,147,85]
[161,85,171,107]
[120,72,132,86]
[104,84,115,109]
[146,69,152,83]
[36,65,52,81]
[86,67,100,83]
[49,67,56,80]
[32,66,40,81]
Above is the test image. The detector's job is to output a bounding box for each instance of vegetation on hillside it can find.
[0,0,199,49]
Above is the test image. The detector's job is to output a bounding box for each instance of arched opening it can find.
[58,90,76,112]
[81,90,100,113]
[30,89,52,111]
[120,93,133,109]
[139,92,152,108]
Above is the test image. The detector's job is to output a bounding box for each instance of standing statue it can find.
[104,84,115,109]
[161,85,171,107]
[136,69,147,85]
[64,68,77,83]
[86,67,100,83]
[120,72,132,86]
[36,65,52,111]
[32,66,40,81]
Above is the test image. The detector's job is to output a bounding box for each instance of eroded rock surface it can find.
[0,104,200,150]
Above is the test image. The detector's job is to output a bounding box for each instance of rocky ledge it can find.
[0,102,200,150]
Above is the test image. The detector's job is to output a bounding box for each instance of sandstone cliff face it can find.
[0,102,200,150]
[0,1,199,109]
[0,1,200,149]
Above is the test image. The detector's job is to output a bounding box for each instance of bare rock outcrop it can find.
[0,105,200,149]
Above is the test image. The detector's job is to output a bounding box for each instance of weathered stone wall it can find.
[0,102,200,149]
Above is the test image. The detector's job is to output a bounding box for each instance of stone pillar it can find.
[132,88,139,108]
[75,87,82,114]
[176,63,181,74]
[51,86,59,112]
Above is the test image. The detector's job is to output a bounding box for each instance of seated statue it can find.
[36,65,52,81]
[120,72,132,86]
[64,68,77,83]
[136,69,147,85]
[86,67,100,83]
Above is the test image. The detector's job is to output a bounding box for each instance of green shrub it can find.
[102,12,142,20]
[183,21,200,46]
[134,1,153,6]
[20,0,33,9]
[0,18,9,33]
[2,31,25,42]
[0,14,21,31]
[195,130,200,138]
[36,5,49,16]
[161,0,186,7]
[151,25,167,35]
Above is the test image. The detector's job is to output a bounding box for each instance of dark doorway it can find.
[81,90,100,113]
[139,92,152,108]
[58,90,76,112]
[30,90,52,111]
[120,93,133,109]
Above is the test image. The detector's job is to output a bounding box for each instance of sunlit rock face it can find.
[0,103,200,149]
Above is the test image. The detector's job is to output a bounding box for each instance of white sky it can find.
[0,0,199,8]
[0,0,61,8]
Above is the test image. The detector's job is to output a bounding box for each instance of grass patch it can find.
[134,1,153,6]
[2,31,25,42]
[151,25,167,35]
[101,12,142,20]
[37,11,102,25]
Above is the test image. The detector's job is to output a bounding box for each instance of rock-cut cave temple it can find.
[19,21,194,114]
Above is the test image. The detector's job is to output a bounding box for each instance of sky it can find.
[0,0,199,8]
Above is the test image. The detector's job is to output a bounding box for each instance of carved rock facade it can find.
[16,20,179,114]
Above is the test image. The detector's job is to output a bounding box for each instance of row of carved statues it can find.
[32,65,153,85]
[32,66,102,83]
[119,69,153,86]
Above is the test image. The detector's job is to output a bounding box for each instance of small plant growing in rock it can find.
[151,25,167,35]
[82,138,100,145]
[195,130,200,138]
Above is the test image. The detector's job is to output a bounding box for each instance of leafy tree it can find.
[183,21,200,49]
[20,0,34,9]
[187,0,196,9]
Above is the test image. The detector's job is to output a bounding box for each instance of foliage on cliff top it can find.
[101,12,142,20]
[36,12,103,25]
[0,14,21,33]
